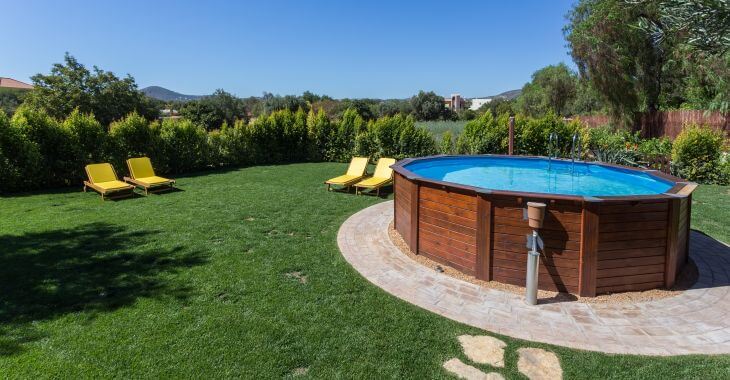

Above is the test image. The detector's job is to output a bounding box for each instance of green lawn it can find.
[416,120,468,141]
[1,163,728,378]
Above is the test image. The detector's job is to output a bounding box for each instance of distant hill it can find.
[141,86,203,102]
[471,89,522,101]
[491,89,521,100]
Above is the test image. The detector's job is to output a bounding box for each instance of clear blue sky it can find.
[0,0,575,99]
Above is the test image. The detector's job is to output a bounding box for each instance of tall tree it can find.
[516,63,578,117]
[410,91,447,121]
[179,89,247,131]
[24,53,158,126]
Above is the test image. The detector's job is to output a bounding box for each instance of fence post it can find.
[508,116,514,155]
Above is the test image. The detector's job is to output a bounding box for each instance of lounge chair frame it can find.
[123,176,176,195]
[83,165,135,201]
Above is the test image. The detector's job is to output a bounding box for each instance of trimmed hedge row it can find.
[1,106,726,193]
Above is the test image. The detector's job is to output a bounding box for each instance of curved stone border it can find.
[338,201,730,355]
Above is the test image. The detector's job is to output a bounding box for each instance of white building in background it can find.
[469,98,492,111]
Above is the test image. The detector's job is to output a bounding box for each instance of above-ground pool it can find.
[392,155,697,296]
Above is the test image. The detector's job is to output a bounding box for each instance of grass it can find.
[0,162,729,378]
[416,120,468,141]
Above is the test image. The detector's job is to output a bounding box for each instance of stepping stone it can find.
[517,348,562,380]
[443,358,505,380]
[458,335,506,367]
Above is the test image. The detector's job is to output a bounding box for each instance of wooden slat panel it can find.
[420,186,477,210]
[420,229,477,255]
[493,250,580,269]
[598,202,668,214]
[419,214,476,237]
[598,246,666,260]
[579,203,599,297]
[597,264,665,278]
[494,223,581,241]
[493,207,582,225]
[598,239,666,251]
[600,211,668,223]
[493,267,578,286]
[597,273,664,287]
[494,216,582,233]
[419,207,477,229]
[664,197,681,288]
[597,255,665,270]
[419,250,475,275]
[476,195,491,281]
[599,229,667,242]
[492,240,580,259]
[420,198,477,221]
[493,233,581,251]
[492,258,580,279]
[599,220,667,232]
[420,221,476,245]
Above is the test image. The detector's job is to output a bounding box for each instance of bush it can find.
[637,137,672,159]
[108,112,159,171]
[672,124,727,184]
[455,111,509,154]
[357,114,436,160]
[11,105,79,186]
[63,108,106,163]
[514,113,586,157]
[158,118,209,173]
[439,130,454,154]
[586,126,635,164]
[0,111,42,192]
[307,108,336,161]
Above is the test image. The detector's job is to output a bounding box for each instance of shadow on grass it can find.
[0,223,207,356]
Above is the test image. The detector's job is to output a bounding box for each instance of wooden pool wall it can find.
[392,155,695,297]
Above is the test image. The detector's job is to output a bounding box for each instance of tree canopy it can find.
[410,91,448,121]
[24,53,158,126]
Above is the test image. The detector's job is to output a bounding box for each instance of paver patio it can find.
[338,201,730,355]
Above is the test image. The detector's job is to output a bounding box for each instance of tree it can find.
[24,53,158,126]
[517,63,578,117]
[565,0,663,124]
[565,0,730,123]
[410,91,447,121]
[179,89,247,131]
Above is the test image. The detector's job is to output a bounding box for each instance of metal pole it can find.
[525,230,539,305]
[508,116,514,155]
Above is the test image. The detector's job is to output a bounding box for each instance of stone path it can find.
[444,335,562,379]
[337,201,730,355]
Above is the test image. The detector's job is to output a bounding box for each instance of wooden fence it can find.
[574,110,729,139]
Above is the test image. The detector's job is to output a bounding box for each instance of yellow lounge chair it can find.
[83,163,135,200]
[354,157,396,196]
[124,157,176,195]
[324,156,369,191]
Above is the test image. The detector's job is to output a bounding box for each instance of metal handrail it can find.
[571,132,582,174]
[548,132,558,171]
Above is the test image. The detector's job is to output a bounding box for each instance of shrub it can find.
[439,130,454,154]
[357,114,437,160]
[513,113,587,158]
[108,112,159,171]
[0,111,42,192]
[586,126,634,164]
[307,108,336,161]
[672,124,727,184]
[158,118,209,173]
[637,137,672,159]
[11,105,78,186]
[455,111,509,154]
[220,120,253,166]
[63,109,106,163]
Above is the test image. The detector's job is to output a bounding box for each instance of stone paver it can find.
[517,348,562,380]
[458,335,506,367]
[337,201,730,355]
[443,358,505,380]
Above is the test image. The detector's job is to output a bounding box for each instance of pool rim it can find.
[391,154,697,202]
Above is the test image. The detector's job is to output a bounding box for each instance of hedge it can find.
[0,107,726,193]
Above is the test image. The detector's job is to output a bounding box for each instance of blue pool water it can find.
[405,156,674,197]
